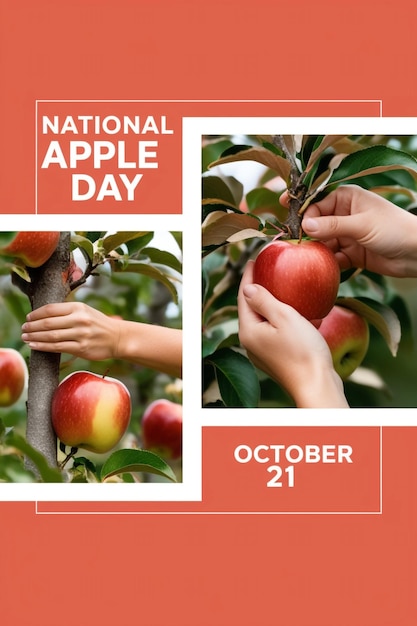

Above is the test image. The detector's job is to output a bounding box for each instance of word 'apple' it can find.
[319,305,370,380]
[0,348,28,407]
[0,232,60,268]
[142,399,182,459]
[52,371,131,453]
[253,239,340,321]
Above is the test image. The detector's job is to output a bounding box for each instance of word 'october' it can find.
[40,115,174,201]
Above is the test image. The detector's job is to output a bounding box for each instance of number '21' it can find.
[266,465,295,487]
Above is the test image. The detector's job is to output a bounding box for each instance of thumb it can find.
[302,215,350,239]
[243,283,290,324]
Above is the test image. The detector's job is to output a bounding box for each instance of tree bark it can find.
[25,233,71,472]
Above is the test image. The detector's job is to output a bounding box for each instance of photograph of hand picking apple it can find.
[202,134,417,408]
[0,230,182,483]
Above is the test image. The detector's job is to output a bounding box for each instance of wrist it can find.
[290,367,349,408]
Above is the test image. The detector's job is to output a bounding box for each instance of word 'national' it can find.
[42,115,174,135]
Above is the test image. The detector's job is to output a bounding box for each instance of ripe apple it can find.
[51,371,131,453]
[0,348,28,407]
[253,239,340,321]
[0,232,60,268]
[318,305,370,380]
[142,399,182,459]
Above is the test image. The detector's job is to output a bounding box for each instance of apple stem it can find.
[59,446,78,470]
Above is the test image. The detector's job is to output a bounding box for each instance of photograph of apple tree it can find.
[0,231,182,483]
[202,134,417,408]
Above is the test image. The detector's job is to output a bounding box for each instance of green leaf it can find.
[102,232,153,254]
[0,232,17,249]
[305,135,352,173]
[336,296,401,356]
[141,247,182,274]
[100,449,177,482]
[71,234,95,262]
[246,187,287,222]
[206,348,260,407]
[202,175,238,206]
[0,455,36,482]
[328,145,417,189]
[202,139,234,172]
[112,260,179,304]
[5,431,63,482]
[0,418,5,441]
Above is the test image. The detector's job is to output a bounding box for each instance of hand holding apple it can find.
[318,305,370,379]
[0,348,28,407]
[141,399,182,459]
[52,371,131,453]
[253,239,340,321]
[238,261,349,408]
[0,232,60,268]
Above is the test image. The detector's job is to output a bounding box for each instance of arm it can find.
[238,262,349,408]
[22,302,182,379]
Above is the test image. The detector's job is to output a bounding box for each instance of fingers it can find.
[25,302,76,322]
[21,339,80,354]
[237,261,261,324]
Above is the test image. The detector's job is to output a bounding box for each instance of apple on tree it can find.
[51,371,131,454]
[0,232,60,268]
[0,348,28,407]
[318,305,370,380]
[253,239,340,322]
[141,399,182,460]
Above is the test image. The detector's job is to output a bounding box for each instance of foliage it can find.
[0,231,182,482]
[202,135,417,408]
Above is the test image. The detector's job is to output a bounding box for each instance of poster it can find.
[1,1,417,625]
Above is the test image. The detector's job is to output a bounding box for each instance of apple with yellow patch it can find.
[51,371,131,453]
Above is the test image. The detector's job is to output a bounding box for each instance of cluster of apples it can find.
[0,353,182,460]
[52,373,182,459]
[0,355,183,459]
[253,239,370,379]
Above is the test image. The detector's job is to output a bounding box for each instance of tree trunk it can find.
[25,232,71,473]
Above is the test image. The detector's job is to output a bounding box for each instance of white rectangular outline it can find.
[35,426,382,515]
[34,99,381,214]
[3,100,397,508]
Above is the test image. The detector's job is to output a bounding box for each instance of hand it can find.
[238,262,348,408]
[22,301,183,378]
[281,185,417,278]
[22,302,121,361]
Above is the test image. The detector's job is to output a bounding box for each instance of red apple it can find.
[0,232,60,268]
[0,348,28,407]
[142,399,182,459]
[319,305,370,380]
[51,371,131,453]
[253,239,340,321]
